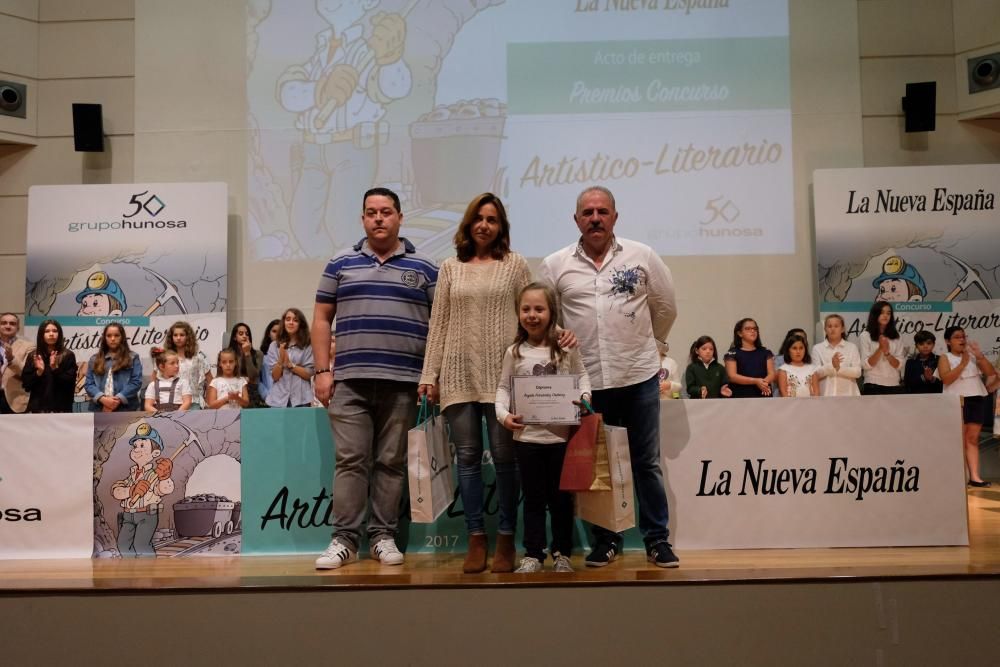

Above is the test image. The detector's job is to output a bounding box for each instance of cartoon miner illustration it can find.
[278,0,412,258]
[110,422,174,557]
[873,256,927,302]
[76,271,128,316]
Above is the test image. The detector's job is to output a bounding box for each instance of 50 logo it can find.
[124,191,166,218]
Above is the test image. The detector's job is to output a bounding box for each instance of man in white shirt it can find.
[540,186,679,568]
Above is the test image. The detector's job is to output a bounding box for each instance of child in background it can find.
[228,323,264,407]
[812,314,862,397]
[777,334,820,397]
[657,342,682,398]
[684,336,731,399]
[496,282,591,574]
[20,319,77,413]
[939,326,998,488]
[165,321,212,408]
[858,302,904,394]
[85,322,143,412]
[774,328,809,372]
[258,318,281,404]
[724,318,775,398]
[904,331,943,394]
[207,348,250,409]
[144,347,192,413]
[265,308,315,408]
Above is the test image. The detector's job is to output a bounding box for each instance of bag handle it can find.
[416,395,429,427]
[581,398,594,415]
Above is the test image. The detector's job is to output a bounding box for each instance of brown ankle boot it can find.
[491,533,516,573]
[463,534,488,573]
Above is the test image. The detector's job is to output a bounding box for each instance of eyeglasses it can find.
[742,326,758,331]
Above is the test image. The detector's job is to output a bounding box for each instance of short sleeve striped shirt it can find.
[316,237,438,382]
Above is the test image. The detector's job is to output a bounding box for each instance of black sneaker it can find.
[585,541,619,567]
[647,542,679,568]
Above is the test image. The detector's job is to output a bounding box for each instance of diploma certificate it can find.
[510,375,580,425]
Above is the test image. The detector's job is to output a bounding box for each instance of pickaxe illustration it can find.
[142,267,188,317]
[941,251,992,302]
[129,420,207,506]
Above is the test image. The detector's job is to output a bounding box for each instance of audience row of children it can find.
[665,302,999,401]
[15,308,320,414]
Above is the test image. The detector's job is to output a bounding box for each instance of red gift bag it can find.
[559,412,612,492]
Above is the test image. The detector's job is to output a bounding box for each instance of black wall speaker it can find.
[901,81,936,133]
[967,52,1000,94]
[72,103,104,152]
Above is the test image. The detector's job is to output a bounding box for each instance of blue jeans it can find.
[443,402,518,535]
[590,374,670,548]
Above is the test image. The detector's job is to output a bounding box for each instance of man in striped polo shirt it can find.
[311,187,438,570]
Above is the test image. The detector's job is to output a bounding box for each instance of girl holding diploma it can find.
[496,282,591,574]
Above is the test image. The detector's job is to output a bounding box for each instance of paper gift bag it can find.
[575,424,635,533]
[560,413,612,492]
[407,402,455,523]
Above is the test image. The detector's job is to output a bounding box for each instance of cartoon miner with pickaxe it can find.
[110,422,175,557]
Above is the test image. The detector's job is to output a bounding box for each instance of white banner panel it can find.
[662,395,969,549]
[0,414,95,559]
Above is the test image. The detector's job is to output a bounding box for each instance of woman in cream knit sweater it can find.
[419,193,532,573]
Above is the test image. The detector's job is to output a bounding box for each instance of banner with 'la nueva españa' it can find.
[814,164,999,360]
[25,183,228,376]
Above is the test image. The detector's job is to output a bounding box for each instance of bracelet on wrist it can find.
[315,368,331,375]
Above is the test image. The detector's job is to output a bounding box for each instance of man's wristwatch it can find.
[315,369,331,375]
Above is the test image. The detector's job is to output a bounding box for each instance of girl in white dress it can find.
[207,348,249,409]
[778,334,819,397]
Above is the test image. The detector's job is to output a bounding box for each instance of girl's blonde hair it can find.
[512,281,563,365]
[151,347,179,368]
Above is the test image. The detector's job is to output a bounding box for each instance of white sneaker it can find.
[370,537,405,565]
[553,553,574,572]
[514,556,543,573]
[315,537,357,570]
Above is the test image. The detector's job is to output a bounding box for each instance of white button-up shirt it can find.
[858,331,904,387]
[540,237,677,391]
[812,339,862,396]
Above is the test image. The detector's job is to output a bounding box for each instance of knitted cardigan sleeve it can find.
[419,258,452,386]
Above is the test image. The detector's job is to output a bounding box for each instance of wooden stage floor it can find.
[3,485,999,593]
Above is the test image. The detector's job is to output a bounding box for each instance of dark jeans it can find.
[590,374,670,549]
[443,402,518,535]
[514,441,573,561]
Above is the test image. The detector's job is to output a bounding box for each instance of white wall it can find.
[0,0,135,316]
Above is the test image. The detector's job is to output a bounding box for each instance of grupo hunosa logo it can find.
[66,190,187,233]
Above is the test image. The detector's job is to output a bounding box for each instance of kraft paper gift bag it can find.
[575,424,636,533]
[560,412,613,492]
[407,399,455,523]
